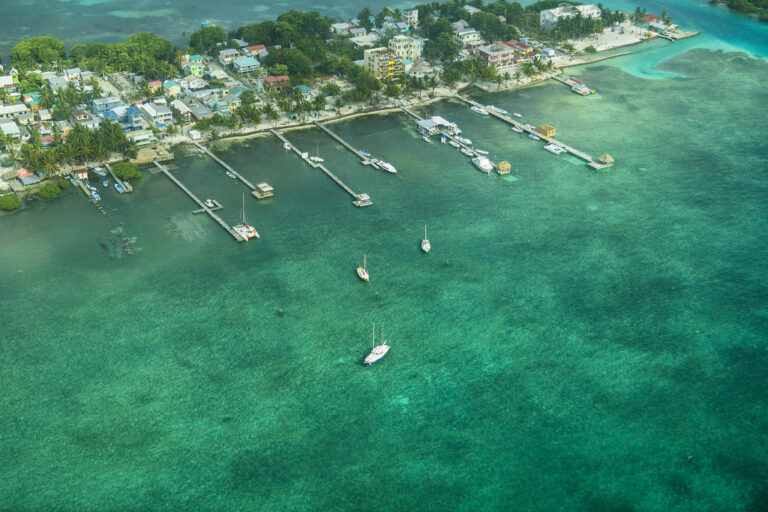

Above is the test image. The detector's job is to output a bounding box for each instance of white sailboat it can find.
[357,254,369,282]
[310,142,324,163]
[232,193,259,240]
[364,322,390,366]
[421,225,431,253]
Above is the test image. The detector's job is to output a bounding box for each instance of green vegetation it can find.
[69,32,177,80]
[112,162,141,182]
[38,181,61,199]
[190,26,227,53]
[584,45,597,53]
[719,0,768,21]
[11,37,66,70]
[0,193,21,211]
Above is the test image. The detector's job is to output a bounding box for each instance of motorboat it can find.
[475,149,489,155]
[91,190,101,201]
[226,170,237,179]
[309,156,324,163]
[364,323,390,366]
[472,156,494,174]
[448,140,461,148]
[357,254,369,282]
[204,198,215,208]
[457,137,472,146]
[512,112,522,118]
[470,106,490,116]
[528,133,541,141]
[421,225,431,254]
[460,147,474,156]
[487,105,508,115]
[360,150,372,157]
[91,167,107,177]
[511,126,523,133]
[544,143,567,155]
[422,135,432,143]
[283,143,291,151]
[102,177,109,188]
[115,183,125,194]
[69,177,78,187]
[378,161,397,174]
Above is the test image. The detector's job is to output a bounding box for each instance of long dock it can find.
[152,160,245,242]
[192,141,263,198]
[454,95,613,170]
[104,163,133,192]
[399,106,423,121]
[312,121,381,170]
[270,129,372,207]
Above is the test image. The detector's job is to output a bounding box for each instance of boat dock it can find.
[399,106,423,121]
[192,199,222,214]
[104,163,133,193]
[550,74,594,94]
[191,141,264,199]
[152,160,245,242]
[312,121,382,170]
[454,95,613,170]
[270,129,372,207]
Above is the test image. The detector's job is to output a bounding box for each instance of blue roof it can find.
[294,84,312,94]
[233,56,260,67]
[102,110,120,120]
[230,85,247,95]
[127,105,142,116]
[163,80,179,88]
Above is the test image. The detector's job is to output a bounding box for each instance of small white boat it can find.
[91,190,101,201]
[226,170,237,179]
[487,105,508,115]
[472,156,494,174]
[460,147,474,156]
[232,193,259,240]
[475,149,489,155]
[364,322,390,366]
[357,254,369,282]
[91,167,107,177]
[421,225,431,254]
[115,183,125,194]
[422,135,431,143]
[204,198,215,208]
[379,161,397,174]
[512,112,522,118]
[283,143,291,151]
[86,184,98,192]
[360,150,372,157]
[528,133,541,141]
[511,126,523,133]
[448,140,461,148]
[309,156,324,163]
[544,143,567,155]
[470,106,490,116]
[457,137,472,146]
[102,177,109,188]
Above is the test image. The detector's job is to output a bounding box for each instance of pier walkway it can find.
[104,163,133,193]
[270,129,372,207]
[153,160,245,242]
[399,106,423,121]
[454,95,613,170]
[192,141,262,198]
[312,121,381,170]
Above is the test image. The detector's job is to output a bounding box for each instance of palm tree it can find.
[6,148,21,169]
[40,149,59,177]
[123,141,138,160]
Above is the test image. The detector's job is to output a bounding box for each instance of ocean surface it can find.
[2,1,768,510]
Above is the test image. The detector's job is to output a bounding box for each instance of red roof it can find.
[264,75,290,83]
[248,45,266,52]
[16,168,31,178]
[644,14,661,22]
[504,39,532,53]
[148,80,162,87]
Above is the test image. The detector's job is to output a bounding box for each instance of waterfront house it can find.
[363,47,403,82]
[92,96,122,113]
[163,80,181,97]
[233,56,261,74]
[504,39,533,56]
[540,4,601,31]
[102,105,143,131]
[478,43,517,70]
[17,168,40,186]
[189,102,214,120]
[222,95,241,112]
[148,80,162,93]
[74,168,88,180]
[264,75,290,90]
[218,49,240,66]
[644,14,661,23]
[141,103,173,128]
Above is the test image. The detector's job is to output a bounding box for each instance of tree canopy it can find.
[11,37,66,70]
[190,26,227,53]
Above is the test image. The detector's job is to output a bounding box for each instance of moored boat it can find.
[309,156,324,163]
[487,105,508,115]
[544,143,566,155]
[379,161,397,174]
[511,126,523,133]
[470,106,490,116]
[102,177,109,188]
[421,225,431,254]
[357,254,369,282]
[512,112,522,118]
[91,190,101,201]
[232,193,259,240]
[528,133,541,141]
[204,198,215,208]
[364,322,390,366]
[472,156,494,174]
[460,147,474,156]
[69,177,78,187]
[360,150,372,157]
[225,170,237,179]
[475,149,489,155]
[115,183,125,194]
[457,137,472,145]
[283,143,291,151]
[91,167,107,177]
[422,135,431,143]
[448,140,461,148]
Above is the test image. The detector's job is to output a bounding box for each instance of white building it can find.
[141,103,173,127]
[388,35,422,61]
[540,4,602,31]
[403,8,419,28]
[218,48,240,65]
[454,28,484,49]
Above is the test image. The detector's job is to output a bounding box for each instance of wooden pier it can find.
[104,163,133,192]
[192,199,223,214]
[270,129,372,207]
[153,160,245,242]
[312,121,381,171]
[191,141,264,199]
[454,95,613,170]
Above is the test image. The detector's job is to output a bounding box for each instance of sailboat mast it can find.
[372,322,375,349]
[241,193,246,224]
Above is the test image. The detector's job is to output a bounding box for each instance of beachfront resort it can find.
[0,2,696,218]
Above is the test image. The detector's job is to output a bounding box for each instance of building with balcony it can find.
[363,47,403,82]
[388,35,422,61]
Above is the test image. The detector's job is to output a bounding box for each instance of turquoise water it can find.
[3,2,768,511]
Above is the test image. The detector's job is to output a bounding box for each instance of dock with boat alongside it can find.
[191,141,265,199]
[270,129,372,207]
[104,163,133,193]
[551,74,595,95]
[454,95,613,170]
[153,160,245,242]
[312,121,382,171]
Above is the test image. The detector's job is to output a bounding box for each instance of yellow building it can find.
[363,47,403,82]
[388,35,422,61]
[536,124,556,137]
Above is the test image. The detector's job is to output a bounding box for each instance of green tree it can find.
[189,25,227,54]
[321,83,341,96]
[112,161,141,181]
[357,8,374,30]
[240,89,256,105]
[0,193,21,210]
[38,181,61,199]
[11,37,66,70]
